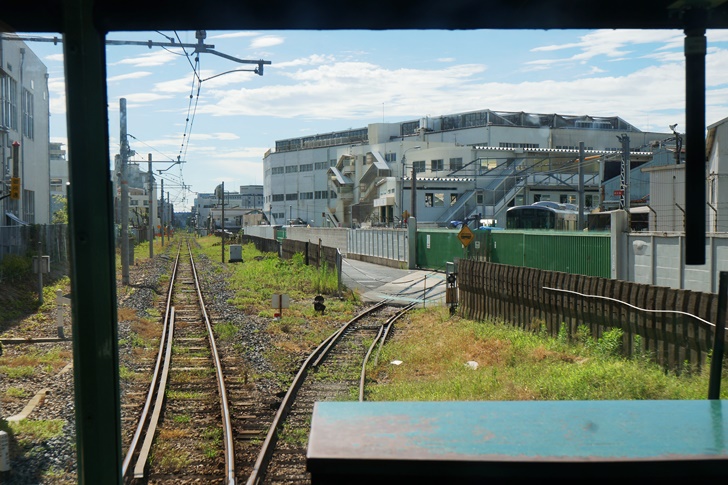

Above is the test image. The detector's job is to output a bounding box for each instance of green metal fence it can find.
[416,228,610,278]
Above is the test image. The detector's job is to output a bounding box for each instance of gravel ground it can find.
[0,242,277,484]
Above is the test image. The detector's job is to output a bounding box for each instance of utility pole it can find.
[411,166,417,220]
[618,134,630,212]
[167,192,170,239]
[120,98,130,286]
[221,181,225,264]
[148,154,154,258]
[160,178,164,246]
[578,141,585,230]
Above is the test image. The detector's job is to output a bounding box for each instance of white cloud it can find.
[437,57,455,63]
[189,132,240,141]
[273,54,336,69]
[108,72,152,83]
[44,53,64,63]
[529,29,684,67]
[250,35,284,49]
[210,32,260,39]
[119,92,176,104]
[111,50,179,67]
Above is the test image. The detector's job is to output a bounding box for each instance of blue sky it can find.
[24,29,728,210]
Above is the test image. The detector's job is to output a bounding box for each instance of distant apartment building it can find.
[1,37,51,225]
[192,185,264,232]
[263,109,673,228]
[49,142,67,218]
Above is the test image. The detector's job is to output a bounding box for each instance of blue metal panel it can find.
[308,401,728,481]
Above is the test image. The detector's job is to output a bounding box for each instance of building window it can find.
[130,199,139,206]
[449,158,463,171]
[272,167,284,175]
[272,194,284,202]
[431,159,443,172]
[1,74,18,130]
[300,192,314,200]
[300,163,313,172]
[285,165,298,173]
[23,189,35,224]
[499,142,539,149]
[413,161,425,173]
[285,193,298,201]
[385,152,397,162]
[585,195,593,207]
[422,193,445,207]
[22,88,33,140]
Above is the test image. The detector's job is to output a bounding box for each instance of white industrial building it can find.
[49,141,67,218]
[642,115,728,234]
[263,109,672,228]
[1,36,51,225]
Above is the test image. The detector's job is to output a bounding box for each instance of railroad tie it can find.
[6,388,51,422]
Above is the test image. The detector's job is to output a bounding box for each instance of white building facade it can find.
[263,109,671,228]
[1,37,51,225]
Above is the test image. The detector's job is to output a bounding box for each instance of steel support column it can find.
[684,8,707,265]
[63,0,123,483]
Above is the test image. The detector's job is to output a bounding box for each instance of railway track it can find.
[122,240,237,484]
[247,301,415,485]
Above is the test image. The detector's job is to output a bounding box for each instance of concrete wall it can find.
[624,232,728,293]
[244,225,348,253]
[284,227,349,253]
[243,225,277,240]
[347,228,408,263]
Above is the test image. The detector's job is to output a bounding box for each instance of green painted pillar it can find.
[63,1,123,483]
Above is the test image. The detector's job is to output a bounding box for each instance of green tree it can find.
[51,195,68,224]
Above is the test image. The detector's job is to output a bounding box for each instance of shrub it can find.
[0,254,32,283]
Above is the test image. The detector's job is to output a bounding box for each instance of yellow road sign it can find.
[457,225,474,247]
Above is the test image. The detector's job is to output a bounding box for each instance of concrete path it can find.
[340,257,448,307]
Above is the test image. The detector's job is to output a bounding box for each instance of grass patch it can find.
[5,387,28,399]
[151,441,191,471]
[200,427,223,458]
[167,390,205,399]
[3,419,65,446]
[278,419,310,448]
[119,366,136,381]
[366,307,728,401]
[0,365,35,379]
[172,414,191,424]
[214,322,237,341]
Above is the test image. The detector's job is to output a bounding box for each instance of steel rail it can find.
[312,300,388,367]
[246,300,390,485]
[122,243,181,477]
[187,242,237,485]
[133,305,177,477]
[359,302,418,401]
